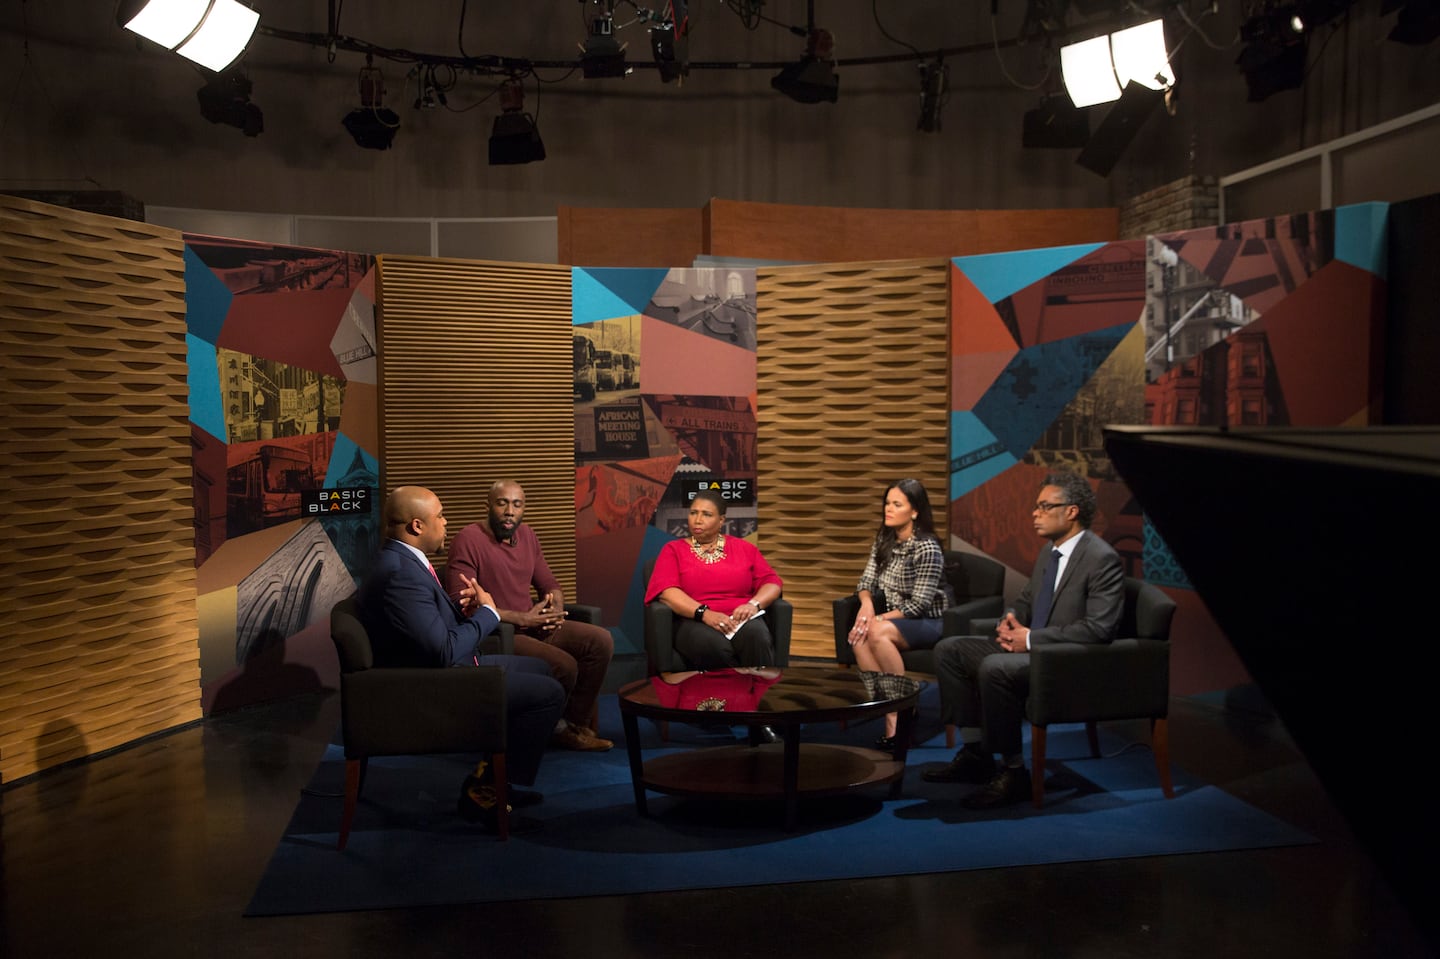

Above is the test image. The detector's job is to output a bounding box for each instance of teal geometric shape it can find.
[187,333,225,440]
[1334,202,1389,279]
[1143,516,1192,589]
[323,434,378,488]
[613,524,679,658]
[573,267,672,323]
[949,410,1018,500]
[184,245,232,344]
[953,242,1106,304]
[972,321,1134,457]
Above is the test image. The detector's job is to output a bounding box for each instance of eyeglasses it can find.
[1033,501,1072,513]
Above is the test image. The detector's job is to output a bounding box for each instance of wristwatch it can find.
[693,604,709,621]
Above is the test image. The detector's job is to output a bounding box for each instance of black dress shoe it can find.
[506,787,544,808]
[874,735,897,753]
[961,765,1031,809]
[920,746,996,784]
[755,725,781,745]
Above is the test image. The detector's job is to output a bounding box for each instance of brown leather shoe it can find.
[551,725,614,752]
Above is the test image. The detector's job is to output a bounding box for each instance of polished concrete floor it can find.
[2,682,1432,959]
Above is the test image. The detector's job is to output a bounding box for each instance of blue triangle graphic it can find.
[949,410,1018,500]
[573,267,671,323]
[187,334,226,440]
[184,246,232,344]
[972,322,1134,457]
[953,243,1106,304]
[1334,202,1388,279]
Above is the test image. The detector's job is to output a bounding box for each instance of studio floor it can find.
[2,677,1431,959]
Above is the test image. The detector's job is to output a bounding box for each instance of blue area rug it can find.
[246,686,1315,916]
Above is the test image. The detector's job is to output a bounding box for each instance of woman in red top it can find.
[644,490,784,669]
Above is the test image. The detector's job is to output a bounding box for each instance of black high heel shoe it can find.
[874,735,898,753]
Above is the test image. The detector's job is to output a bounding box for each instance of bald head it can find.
[487,479,526,543]
[384,485,447,553]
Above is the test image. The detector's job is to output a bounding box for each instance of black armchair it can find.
[642,560,793,674]
[329,597,512,846]
[1021,576,1178,808]
[832,551,1007,675]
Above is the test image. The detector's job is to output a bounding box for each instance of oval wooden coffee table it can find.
[617,666,920,830]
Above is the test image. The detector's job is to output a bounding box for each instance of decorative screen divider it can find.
[755,259,952,659]
[0,195,200,784]
[374,255,577,593]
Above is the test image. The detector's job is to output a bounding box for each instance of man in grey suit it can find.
[924,471,1124,809]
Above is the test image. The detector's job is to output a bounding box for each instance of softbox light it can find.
[120,0,259,72]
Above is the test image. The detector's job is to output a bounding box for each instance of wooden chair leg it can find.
[1030,725,1048,809]
[491,752,510,841]
[1085,721,1101,758]
[1151,717,1174,798]
[339,758,365,851]
[945,723,956,749]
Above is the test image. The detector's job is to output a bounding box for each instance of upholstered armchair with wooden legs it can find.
[329,597,512,847]
[1022,576,1178,809]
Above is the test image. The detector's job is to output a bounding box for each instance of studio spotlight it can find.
[1022,93,1090,148]
[581,4,631,78]
[342,58,399,150]
[196,69,262,136]
[118,0,259,73]
[1060,18,1174,108]
[1236,8,1307,101]
[917,59,947,132]
[488,79,545,165]
[772,29,838,104]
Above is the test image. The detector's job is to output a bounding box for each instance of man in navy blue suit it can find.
[356,485,566,830]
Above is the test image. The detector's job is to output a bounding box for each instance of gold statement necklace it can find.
[688,534,727,565]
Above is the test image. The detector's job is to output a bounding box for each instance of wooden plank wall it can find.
[0,195,200,784]
[555,198,1120,268]
[556,206,706,268]
[707,199,1121,261]
[755,259,952,659]
[374,256,578,593]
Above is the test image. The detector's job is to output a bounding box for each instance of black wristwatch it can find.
[693,604,709,621]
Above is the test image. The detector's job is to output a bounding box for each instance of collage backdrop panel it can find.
[950,241,1149,592]
[951,204,1387,593]
[185,237,379,712]
[573,267,759,654]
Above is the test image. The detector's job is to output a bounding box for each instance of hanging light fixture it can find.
[342,56,399,150]
[1060,18,1174,108]
[489,79,546,165]
[118,0,260,73]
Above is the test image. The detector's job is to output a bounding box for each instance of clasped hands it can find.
[995,610,1028,653]
[523,592,565,634]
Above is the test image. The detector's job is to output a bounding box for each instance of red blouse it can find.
[644,536,783,616]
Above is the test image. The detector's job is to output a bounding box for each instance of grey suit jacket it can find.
[1012,529,1124,646]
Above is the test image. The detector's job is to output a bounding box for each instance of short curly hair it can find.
[1042,471,1096,528]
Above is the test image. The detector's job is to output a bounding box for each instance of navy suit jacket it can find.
[357,540,502,668]
[1012,530,1124,646]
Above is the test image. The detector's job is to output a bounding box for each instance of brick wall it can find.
[1119,176,1219,238]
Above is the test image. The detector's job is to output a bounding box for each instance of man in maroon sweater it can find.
[445,480,614,752]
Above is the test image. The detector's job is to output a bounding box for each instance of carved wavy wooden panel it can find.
[0,195,199,784]
[755,259,952,659]
[375,256,579,596]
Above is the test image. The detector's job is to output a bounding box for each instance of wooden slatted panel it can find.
[375,256,577,594]
[755,259,951,660]
[0,195,199,784]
